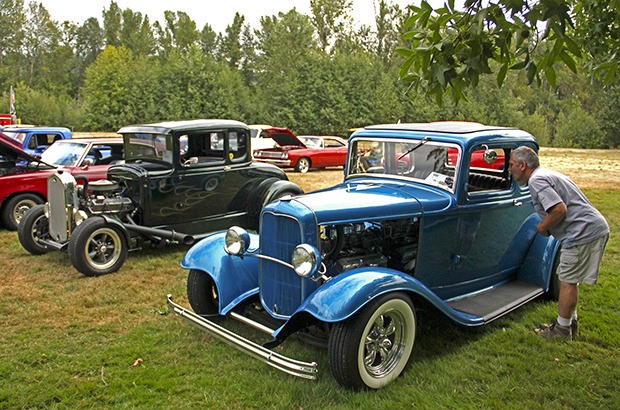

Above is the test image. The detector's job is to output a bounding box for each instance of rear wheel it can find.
[2,193,44,230]
[187,269,219,315]
[328,292,416,390]
[17,204,51,255]
[294,157,311,173]
[68,217,128,276]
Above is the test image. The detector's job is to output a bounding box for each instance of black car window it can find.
[183,132,226,166]
[229,131,248,162]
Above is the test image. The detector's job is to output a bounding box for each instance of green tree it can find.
[102,1,122,47]
[310,0,352,51]
[163,11,199,53]
[22,1,59,84]
[83,45,138,129]
[0,0,26,66]
[120,9,155,56]
[219,12,245,69]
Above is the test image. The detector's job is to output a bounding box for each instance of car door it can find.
[321,137,348,167]
[451,146,535,287]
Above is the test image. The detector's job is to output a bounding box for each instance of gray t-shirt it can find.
[529,167,609,247]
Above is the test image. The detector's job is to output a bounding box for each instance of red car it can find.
[253,127,348,173]
[0,134,125,230]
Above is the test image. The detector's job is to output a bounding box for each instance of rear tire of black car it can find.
[68,217,128,276]
[17,204,51,255]
[294,157,311,173]
[2,193,44,231]
[328,292,416,390]
[187,269,219,315]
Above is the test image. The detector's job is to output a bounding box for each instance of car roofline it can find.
[117,119,248,135]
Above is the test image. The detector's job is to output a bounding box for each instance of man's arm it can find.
[537,202,567,236]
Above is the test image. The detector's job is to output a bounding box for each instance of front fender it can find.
[274,267,483,339]
[181,231,261,314]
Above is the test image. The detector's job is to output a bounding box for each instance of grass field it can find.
[1,148,618,409]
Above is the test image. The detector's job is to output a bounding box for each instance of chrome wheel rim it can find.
[84,227,122,270]
[357,298,415,387]
[14,198,38,224]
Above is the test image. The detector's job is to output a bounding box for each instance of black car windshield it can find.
[347,138,460,192]
[124,133,170,163]
[40,141,89,166]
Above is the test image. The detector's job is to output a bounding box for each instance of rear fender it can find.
[516,232,560,290]
[274,267,482,339]
[181,231,260,314]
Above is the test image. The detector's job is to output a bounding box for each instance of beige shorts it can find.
[557,234,609,284]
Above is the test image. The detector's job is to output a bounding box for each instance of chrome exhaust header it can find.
[166,294,318,380]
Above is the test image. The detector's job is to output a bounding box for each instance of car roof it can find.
[118,119,248,135]
[356,121,537,149]
[1,126,71,133]
[365,121,517,134]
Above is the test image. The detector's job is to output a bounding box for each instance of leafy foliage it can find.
[397,0,587,104]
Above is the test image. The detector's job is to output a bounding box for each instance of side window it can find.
[467,148,511,193]
[183,132,226,166]
[229,131,248,162]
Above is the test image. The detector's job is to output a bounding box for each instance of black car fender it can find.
[97,214,132,244]
[245,178,303,230]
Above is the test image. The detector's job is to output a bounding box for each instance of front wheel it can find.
[68,217,128,276]
[187,269,219,315]
[17,204,51,255]
[294,157,311,173]
[328,292,416,390]
[2,193,44,230]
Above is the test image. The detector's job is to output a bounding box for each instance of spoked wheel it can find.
[2,193,44,230]
[295,157,311,173]
[187,269,219,315]
[68,217,128,276]
[17,204,51,255]
[328,292,416,390]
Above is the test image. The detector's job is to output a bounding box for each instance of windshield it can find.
[299,136,321,147]
[2,130,27,144]
[347,138,460,192]
[40,141,89,166]
[124,133,170,162]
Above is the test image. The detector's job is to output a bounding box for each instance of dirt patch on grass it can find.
[539,148,620,190]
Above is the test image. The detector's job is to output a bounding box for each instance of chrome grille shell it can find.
[47,172,78,243]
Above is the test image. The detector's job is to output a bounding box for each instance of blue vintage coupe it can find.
[168,121,560,389]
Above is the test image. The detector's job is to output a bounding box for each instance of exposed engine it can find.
[81,179,134,215]
[319,217,420,276]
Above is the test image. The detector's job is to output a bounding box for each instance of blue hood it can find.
[286,179,452,225]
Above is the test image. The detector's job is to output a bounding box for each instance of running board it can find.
[167,295,318,379]
[446,281,544,323]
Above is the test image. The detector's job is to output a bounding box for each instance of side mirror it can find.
[81,158,95,168]
[481,145,498,164]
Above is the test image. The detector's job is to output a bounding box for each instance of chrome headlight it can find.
[224,226,250,255]
[292,244,321,278]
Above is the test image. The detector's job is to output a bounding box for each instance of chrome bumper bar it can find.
[166,294,318,379]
